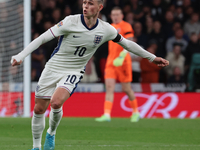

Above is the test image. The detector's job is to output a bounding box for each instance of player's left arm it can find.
[113,34,169,67]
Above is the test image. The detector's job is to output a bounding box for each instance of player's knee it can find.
[34,106,46,114]
[50,99,62,109]
[122,86,130,94]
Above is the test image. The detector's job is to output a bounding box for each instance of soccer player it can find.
[11,0,169,150]
[95,7,140,122]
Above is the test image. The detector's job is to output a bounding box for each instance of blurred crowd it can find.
[1,0,200,92]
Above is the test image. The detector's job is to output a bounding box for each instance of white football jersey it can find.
[45,14,118,73]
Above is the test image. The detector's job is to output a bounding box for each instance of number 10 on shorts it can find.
[64,75,77,84]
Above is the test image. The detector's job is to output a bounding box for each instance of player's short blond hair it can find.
[97,0,104,4]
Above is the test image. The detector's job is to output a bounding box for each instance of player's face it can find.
[83,0,103,18]
[111,9,123,24]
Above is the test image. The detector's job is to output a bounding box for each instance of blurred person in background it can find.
[125,11,134,28]
[166,28,188,53]
[183,13,200,37]
[168,66,185,83]
[95,7,140,122]
[184,33,200,79]
[165,44,185,78]
[63,5,72,18]
[150,0,166,22]
[32,11,44,34]
[174,6,184,25]
[140,46,161,83]
[163,10,175,38]
[144,16,154,35]
[51,8,62,24]
[133,21,148,48]
[43,0,57,20]
[149,20,166,58]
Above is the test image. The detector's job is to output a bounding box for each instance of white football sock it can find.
[32,112,45,149]
[47,107,63,136]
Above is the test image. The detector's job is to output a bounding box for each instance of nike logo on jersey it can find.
[73,35,81,38]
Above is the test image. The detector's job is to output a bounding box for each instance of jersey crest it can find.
[94,35,103,45]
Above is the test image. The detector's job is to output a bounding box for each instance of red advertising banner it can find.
[30,92,200,118]
[0,92,23,116]
[0,92,200,118]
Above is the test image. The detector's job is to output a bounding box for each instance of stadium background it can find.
[0,0,200,118]
[0,1,200,150]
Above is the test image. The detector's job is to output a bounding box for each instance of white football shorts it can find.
[35,68,83,99]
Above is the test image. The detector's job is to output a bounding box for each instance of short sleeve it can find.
[50,16,72,37]
[104,23,118,41]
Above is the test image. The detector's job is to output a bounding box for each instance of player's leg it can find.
[95,78,116,122]
[44,72,83,150]
[121,82,140,122]
[44,87,70,150]
[32,68,63,150]
[32,98,50,150]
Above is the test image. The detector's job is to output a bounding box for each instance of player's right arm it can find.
[11,30,55,66]
[11,16,71,66]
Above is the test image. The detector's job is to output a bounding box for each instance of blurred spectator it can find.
[140,46,161,83]
[150,0,166,22]
[107,0,124,10]
[174,6,184,25]
[136,4,152,25]
[163,10,175,38]
[81,57,98,83]
[166,28,188,53]
[133,22,148,48]
[43,0,56,20]
[31,33,45,81]
[56,0,70,13]
[32,11,44,34]
[165,44,185,77]
[168,66,185,83]
[144,16,154,35]
[63,5,72,18]
[183,13,200,37]
[51,8,62,24]
[183,6,194,22]
[182,0,192,12]
[184,33,200,77]
[125,12,134,27]
[130,0,143,21]
[187,53,200,91]
[31,0,40,19]
[149,20,166,57]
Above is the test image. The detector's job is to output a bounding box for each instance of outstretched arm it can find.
[113,34,169,67]
[11,30,55,66]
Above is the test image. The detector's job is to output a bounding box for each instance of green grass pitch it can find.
[0,117,199,150]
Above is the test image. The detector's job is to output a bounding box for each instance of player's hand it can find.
[113,51,127,67]
[152,57,169,67]
[11,55,23,66]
